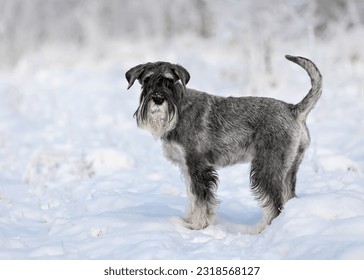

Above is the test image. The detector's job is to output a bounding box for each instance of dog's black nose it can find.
[152,95,165,105]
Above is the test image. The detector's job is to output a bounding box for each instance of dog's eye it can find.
[143,77,150,84]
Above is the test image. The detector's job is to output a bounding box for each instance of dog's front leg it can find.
[183,158,219,230]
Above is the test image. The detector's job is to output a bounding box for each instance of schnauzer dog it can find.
[125,55,322,233]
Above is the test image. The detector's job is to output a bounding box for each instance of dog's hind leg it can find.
[249,151,288,233]
[284,130,310,201]
[284,147,303,201]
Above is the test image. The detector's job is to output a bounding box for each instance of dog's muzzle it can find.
[152,93,165,105]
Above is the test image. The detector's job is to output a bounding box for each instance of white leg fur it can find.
[162,141,216,229]
[179,165,217,229]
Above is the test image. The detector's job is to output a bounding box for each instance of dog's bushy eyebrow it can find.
[146,74,175,89]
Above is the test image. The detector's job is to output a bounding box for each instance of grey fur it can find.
[125,55,322,233]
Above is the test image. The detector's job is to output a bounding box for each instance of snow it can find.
[1,11,364,260]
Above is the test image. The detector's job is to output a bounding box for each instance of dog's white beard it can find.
[137,101,177,139]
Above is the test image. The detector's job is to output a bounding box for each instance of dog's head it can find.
[125,62,190,138]
[126,62,190,90]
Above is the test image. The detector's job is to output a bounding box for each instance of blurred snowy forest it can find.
[1,0,364,71]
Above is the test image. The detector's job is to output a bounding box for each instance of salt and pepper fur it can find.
[126,55,322,233]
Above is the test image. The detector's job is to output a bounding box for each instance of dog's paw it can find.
[246,222,267,235]
[182,205,216,230]
[182,215,192,224]
[184,217,212,230]
[184,221,209,230]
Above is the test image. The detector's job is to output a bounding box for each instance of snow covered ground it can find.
[0,32,364,260]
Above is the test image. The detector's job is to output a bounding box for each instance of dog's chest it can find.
[162,140,186,167]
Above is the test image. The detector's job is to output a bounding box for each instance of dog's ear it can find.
[172,65,190,88]
[125,64,146,90]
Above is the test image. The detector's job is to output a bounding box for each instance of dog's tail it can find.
[285,55,322,120]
